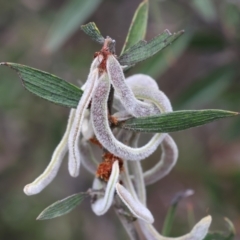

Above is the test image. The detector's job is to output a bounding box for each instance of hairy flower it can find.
[139,216,212,240]
[91,160,154,223]
[23,109,75,195]
[23,37,212,239]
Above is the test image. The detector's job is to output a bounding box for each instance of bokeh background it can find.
[0,0,240,239]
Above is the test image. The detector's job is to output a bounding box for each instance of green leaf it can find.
[118,30,184,67]
[175,65,236,109]
[139,32,192,78]
[37,193,88,220]
[81,22,105,44]
[121,0,149,54]
[191,0,217,22]
[204,218,235,240]
[119,110,239,133]
[223,3,240,31]
[0,62,82,108]
[44,0,102,52]
[162,189,194,236]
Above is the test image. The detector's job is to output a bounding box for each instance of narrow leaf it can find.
[162,189,194,236]
[118,30,184,67]
[81,22,105,44]
[139,33,192,78]
[0,62,82,108]
[37,193,88,220]
[119,110,239,133]
[44,0,102,52]
[175,66,236,109]
[191,0,217,22]
[121,0,149,54]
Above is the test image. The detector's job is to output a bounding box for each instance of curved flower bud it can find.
[113,74,159,112]
[120,156,139,202]
[144,134,178,185]
[91,72,167,161]
[107,55,158,117]
[115,182,154,224]
[114,74,159,107]
[24,109,76,195]
[113,84,172,122]
[139,215,212,240]
[68,67,99,177]
[113,74,172,124]
[124,81,178,185]
[91,161,120,215]
[129,86,172,114]
[126,74,159,90]
[128,133,146,205]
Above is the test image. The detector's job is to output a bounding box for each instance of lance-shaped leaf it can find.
[37,193,88,220]
[162,189,194,236]
[121,0,149,54]
[118,30,184,67]
[191,0,217,22]
[0,62,82,108]
[81,22,105,44]
[119,110,239,133]
[175,65,235,109]
[139,33,192,78]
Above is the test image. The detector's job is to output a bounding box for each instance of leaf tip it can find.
[36,213,44,221]
[227,111,239,116]
[80,21,92,29]
[142,0,149,5]
[174,30,185,36]
[205,215,212,223]
[0,62,9,66]
[171,189,194,205]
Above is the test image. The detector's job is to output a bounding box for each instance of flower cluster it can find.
[24,37,211,239]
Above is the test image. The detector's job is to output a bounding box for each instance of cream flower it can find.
[91,160,154,224]
[23,36,212,240]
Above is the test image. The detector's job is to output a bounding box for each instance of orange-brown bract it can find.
[94,37,115,73]
[109,115,118,125]
[96,153,124,181]
[89,137,102,148]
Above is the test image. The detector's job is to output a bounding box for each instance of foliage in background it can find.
[0,0,240,239]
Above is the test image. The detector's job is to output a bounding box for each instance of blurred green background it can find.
[0,0,240,239]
